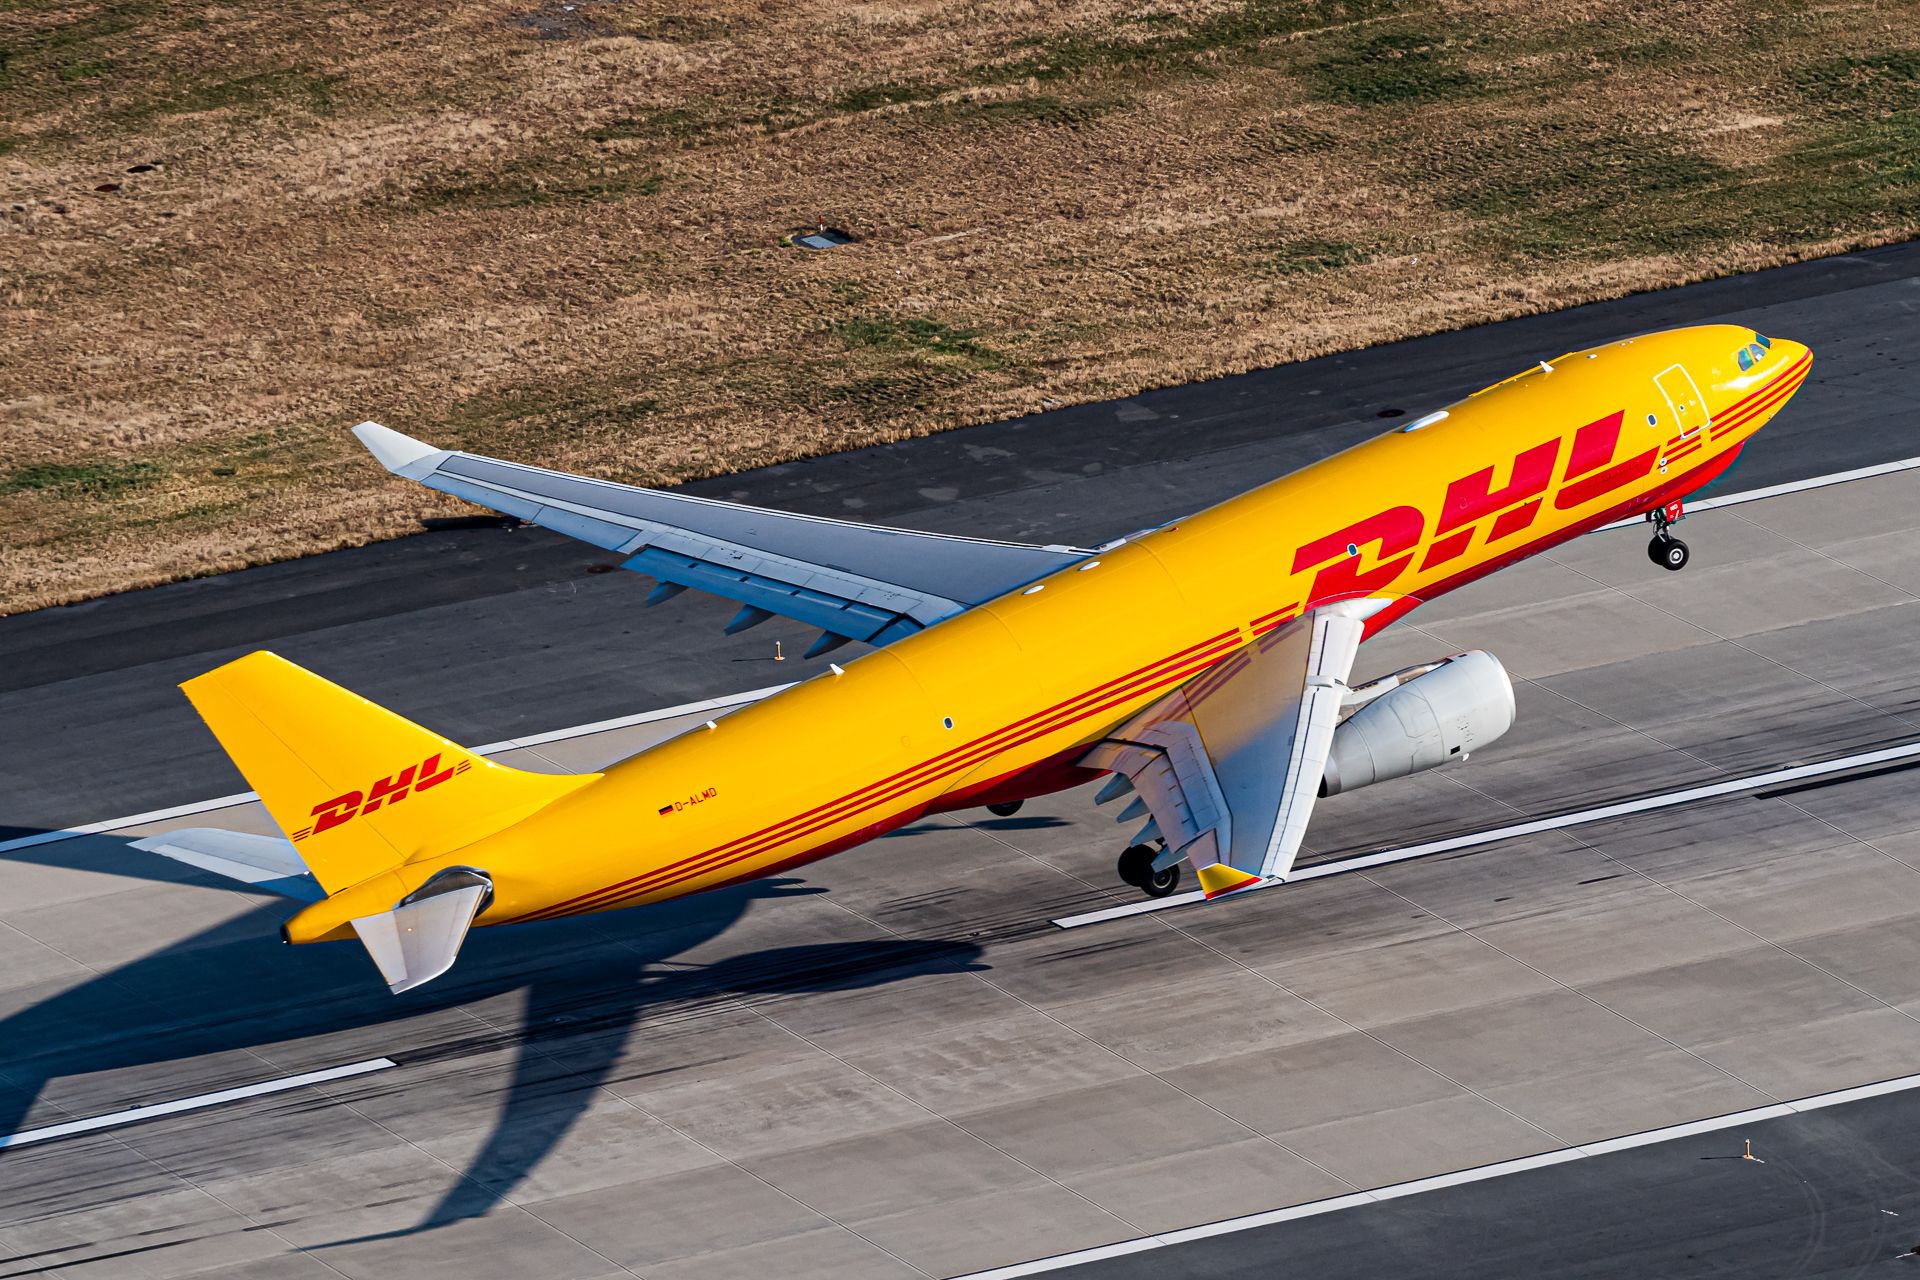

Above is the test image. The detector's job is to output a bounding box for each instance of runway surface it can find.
[5,242,1920,1278]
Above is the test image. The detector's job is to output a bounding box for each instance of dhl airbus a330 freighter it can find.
[141,325,1811,992]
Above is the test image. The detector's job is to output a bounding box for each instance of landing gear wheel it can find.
[1648,535,1689,571]
[1117,844,1181,898]
[986,800,1023,817]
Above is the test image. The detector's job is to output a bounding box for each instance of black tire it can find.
[986,800,1023,817]
[1116,843,1158,887]
[1142,862,1182,898]
[1658,537,1689,572]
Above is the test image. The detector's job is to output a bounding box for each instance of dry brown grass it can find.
[2,0,1917,613]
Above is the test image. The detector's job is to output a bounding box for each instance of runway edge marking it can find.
[947,1067,1920,1280]
[1053,738,1920,927]
[0,1057,398,1151]
[7,455,1918,862]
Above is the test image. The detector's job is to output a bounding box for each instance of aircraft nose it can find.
[1775,338,1812,370]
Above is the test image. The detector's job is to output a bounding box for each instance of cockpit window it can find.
[1737,347,1753,372]
[1755,333,1772,349]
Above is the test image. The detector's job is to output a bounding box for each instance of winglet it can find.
[353,421,448,478]
[1197,862,1265,899]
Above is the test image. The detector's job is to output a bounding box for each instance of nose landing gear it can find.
[1648,535,1689,571]
[1118,843,1181,897]
[1646,498,1689,572]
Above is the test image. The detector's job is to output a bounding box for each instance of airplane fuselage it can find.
[435,325,1812,925]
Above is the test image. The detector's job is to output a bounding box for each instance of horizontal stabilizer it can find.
[131,828,324,902]
[350,876,489,994]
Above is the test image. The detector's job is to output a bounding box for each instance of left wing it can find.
[1082,604,1369,897]
[355,423,1089,657]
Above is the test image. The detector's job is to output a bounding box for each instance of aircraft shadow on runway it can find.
[0,833,988,1241]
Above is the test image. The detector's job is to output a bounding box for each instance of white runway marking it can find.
[1053,738,1920,928]
[5,456,1918,863]
[1597,453,1920,530]
[947,1068,1920,1280]
[0,1057,398,1151]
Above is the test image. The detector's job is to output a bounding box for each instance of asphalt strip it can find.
[944,1069,1920,1280]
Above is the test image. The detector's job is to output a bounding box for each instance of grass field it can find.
[2,0,1917,613]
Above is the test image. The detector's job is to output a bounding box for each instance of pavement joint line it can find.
[5,459,1916,863]
[1053,737,1920,927]
[945,1068,1920,1280]
[0,1057,398,1151]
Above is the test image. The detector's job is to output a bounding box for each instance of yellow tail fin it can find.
[182,651,594,894]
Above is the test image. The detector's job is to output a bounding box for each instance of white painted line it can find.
[1597,454,1920,531]
[0,684,791,857]
[947,1067,1920,1280]
[1054,737,1920,927]
[0,1057,398,1151]
[472,681,793,753]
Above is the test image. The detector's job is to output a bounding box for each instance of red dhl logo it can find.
[290,753,471,842]
[1288,410,1655,607]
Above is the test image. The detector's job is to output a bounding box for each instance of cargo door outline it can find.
[1655,363,1710,442]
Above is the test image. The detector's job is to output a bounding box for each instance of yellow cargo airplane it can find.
[138,325,1810,992]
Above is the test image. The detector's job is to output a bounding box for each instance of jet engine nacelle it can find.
[1320,650,1514,797]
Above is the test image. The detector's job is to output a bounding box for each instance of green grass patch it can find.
[147,68,337,119]
[585,107,714,146]
[988,0,1403,84]
[1269,238,1372,273]
[1310,30,1475,105]
[1792,48,1920,111]
[833,314,999,364]
[2,460,164,497]
[1742,110,1920,237]
[54,58,111,82]
[435,383,663,454]
[924,94,1124,128]
[407,156,664,210]
[1398,119,1734,261]
[833,80,940,113]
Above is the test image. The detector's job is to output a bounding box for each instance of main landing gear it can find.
[1646,498,1689,572]
[986,800,1023,817]
[1118,842,1181,898]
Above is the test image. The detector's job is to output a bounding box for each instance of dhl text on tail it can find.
[140,324,1812,992]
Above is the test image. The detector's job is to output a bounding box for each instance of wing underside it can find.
[355,423,1089,656]
[1082,605,1367,897]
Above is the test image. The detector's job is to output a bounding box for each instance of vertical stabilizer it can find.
[181,651,595,894]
